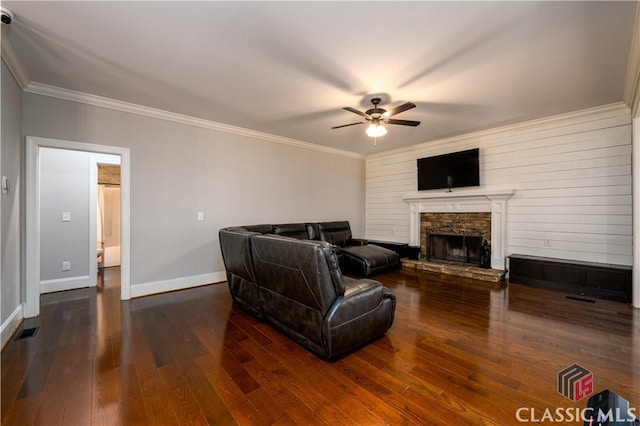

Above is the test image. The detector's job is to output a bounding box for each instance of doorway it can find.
[96,162,122,269]
[25,136,131,318]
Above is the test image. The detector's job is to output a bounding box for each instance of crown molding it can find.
[367,102,630,160]
[1,27,30,90]
[623,2,640,117]
[24,82,364,160]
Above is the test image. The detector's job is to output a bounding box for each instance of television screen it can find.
[417,148,480,190]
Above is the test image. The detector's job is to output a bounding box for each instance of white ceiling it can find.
[3,1,638,155]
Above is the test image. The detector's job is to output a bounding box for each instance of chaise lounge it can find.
[313,221,402,277]
[219,227,396,359]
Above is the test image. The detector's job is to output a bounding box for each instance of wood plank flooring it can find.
[2,267,639,425]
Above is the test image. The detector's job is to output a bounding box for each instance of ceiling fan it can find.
[331,97,421,138]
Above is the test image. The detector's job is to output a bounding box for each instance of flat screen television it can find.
[417,148,480,191]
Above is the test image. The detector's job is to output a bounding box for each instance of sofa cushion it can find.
[251,235,344,351]
[273,223,310,240]
[219,228,257,283]
[340,244,400,277]
[218,227,263,317]
[318,221,352,247]
[243,224,274,234]
[305,223,320,240]
[252,235,343,308]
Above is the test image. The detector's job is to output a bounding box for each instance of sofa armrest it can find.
[325,279,386,324]
[322,278,396,357]
[348,238,368,246]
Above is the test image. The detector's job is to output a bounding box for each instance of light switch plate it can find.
[197,212,204,221]
[62,212,71,222]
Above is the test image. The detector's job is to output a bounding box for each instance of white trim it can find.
[25,139,40,318]
[633,118,640,308]
[24,82,364,160]
[40,275,92,294]
[1,29,30,90]
[1,304,23,349]
[89,158,98,286]
[25,136,131,318]
[402,187,517,203]
[403,187,516,270]
[367,102,629,159]
[130,271,227,299]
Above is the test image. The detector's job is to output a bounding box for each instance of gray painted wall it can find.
[1,60,23,325]
[39,148,91,282]
[23,93,365,288]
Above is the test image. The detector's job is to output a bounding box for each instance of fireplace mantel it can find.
[403,187,515,270]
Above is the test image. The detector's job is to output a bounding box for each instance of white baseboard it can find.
[1,304,24,349]
[131,271,227,298]
[40,275,92,293]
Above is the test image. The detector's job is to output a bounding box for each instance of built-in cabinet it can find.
[509,254,631,303]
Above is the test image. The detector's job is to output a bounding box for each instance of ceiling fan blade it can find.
[385,102,416,117]
[386,118,421,127]
[331,121,366,129]
[343,107,371,119]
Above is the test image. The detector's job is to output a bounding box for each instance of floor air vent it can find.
[16,327,39,340]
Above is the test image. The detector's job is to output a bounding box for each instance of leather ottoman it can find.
[339,244,401,277]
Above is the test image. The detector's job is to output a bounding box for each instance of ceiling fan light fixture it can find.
[366,123,387,137]
[332,97,419,140]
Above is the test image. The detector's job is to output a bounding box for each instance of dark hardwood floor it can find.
[2,267,639,425]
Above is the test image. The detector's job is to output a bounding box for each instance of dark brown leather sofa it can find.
[272,221,401,277]
[219,224,397,359]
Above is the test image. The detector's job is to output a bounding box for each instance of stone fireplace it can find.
[403,187,515,270]
[420,212,491,264]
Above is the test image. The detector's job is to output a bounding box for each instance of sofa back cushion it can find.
[243,224,274,234]
[219,227,257,283]
[273,223,309,240]
[251,235,344,347]
[218,227,262,316]
[318,221,352,247]
[305,223,320,240]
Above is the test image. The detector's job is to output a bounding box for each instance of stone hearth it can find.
[401,258,505,282]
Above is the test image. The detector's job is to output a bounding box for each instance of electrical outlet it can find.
[62,212,71,222]
[543,237,551,247]
[62,261,71,271]
[197,212,204,221]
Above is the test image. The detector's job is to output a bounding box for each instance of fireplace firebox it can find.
[428,233,483,266]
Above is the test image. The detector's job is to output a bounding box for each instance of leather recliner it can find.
[219,228,396,359]
[216,226,263,318]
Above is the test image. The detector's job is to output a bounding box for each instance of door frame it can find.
[25,136,131,317]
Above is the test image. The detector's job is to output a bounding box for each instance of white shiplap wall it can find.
[366,103,632,266]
